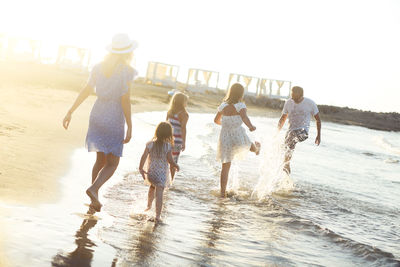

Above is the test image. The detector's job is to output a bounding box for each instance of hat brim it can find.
[106,41,138,54]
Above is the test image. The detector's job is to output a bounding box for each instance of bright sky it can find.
[1,0,400,112]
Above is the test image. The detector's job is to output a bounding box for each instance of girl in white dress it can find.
[214,83,260,197]
[139,122,179,222]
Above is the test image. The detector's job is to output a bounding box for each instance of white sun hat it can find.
[106,33,138,54]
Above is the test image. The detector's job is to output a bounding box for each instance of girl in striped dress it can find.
[166,92,189,180]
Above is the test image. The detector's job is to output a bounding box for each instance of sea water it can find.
[1,112,399,266]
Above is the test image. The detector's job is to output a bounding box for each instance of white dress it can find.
[216,102,252,163]
[145,141,172,187]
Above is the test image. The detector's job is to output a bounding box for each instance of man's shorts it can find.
[284,128,309,150]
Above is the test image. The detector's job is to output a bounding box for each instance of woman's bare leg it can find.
[86,153,120,211]
[155,186,165,221]
[220,162,231,197]
[145,185,155,211]
[92,152,106,184]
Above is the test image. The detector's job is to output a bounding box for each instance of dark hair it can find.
[224,83,244,104]
[151,122,174,156]
[291,86,304,97]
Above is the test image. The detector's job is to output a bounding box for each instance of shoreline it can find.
[0,61,399,206]
[0,60,398,205]
[2,61,399,130]
[0,61,399,266]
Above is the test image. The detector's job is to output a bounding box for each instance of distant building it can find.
[146,61,179,88]
[186,68,220,93]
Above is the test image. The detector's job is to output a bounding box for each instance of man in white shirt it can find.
[277,86,321,174]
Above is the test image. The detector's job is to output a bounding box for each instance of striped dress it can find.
[168,113,183,163]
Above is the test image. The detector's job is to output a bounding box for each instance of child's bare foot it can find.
[254,141,261,155]
[148,216,162,223]
[86,188,102,212]
[144,206,151,212]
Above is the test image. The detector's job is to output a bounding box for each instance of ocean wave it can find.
[207,187,396,265]
[385,158,400,164]
[283,215,400,266]
[297,182,399,217]
[375,136,400,156]
[362,151,377,157]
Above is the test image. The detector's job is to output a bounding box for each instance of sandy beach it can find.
[1,62,400,265]
[0,62,275,201]
[2,0,400,264]
[1,61,399,205]
[0,62,275,264]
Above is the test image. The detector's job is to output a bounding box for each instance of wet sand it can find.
[0,208,8,266]
[0,62,276,205]
[1,61,399,205]
[0,62,274,264]
[1,61,399,264]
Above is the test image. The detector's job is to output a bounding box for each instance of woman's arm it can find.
[239,108,256,131]
[214,112,222,125]
[139,147,149,180]
[178,112,189,151]
[121,85,132,144]
[167,151,180,171]
[63,84,93,129]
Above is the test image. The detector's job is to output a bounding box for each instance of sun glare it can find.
[1,0,400,112]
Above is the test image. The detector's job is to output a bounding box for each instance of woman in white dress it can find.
[214,83,260,197]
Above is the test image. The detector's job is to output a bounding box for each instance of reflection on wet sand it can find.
[51,208,99,267]
[121,201,168,265]
[198,200,231,265]
[131,222,160,265]
[206,203,227,248]
[98,172,166,266]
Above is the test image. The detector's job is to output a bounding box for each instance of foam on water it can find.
[375,135,400,156]
[225,163,241,194]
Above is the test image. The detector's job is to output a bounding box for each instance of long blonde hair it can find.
[101,52,133,77]
[151,122,174,157]
[224,83,244,104]
[167,92,188,118]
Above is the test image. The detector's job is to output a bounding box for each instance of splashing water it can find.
[226,163,240,192]
[225,162,252,199]
[2,113,400,266]
[252,132,295,200]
